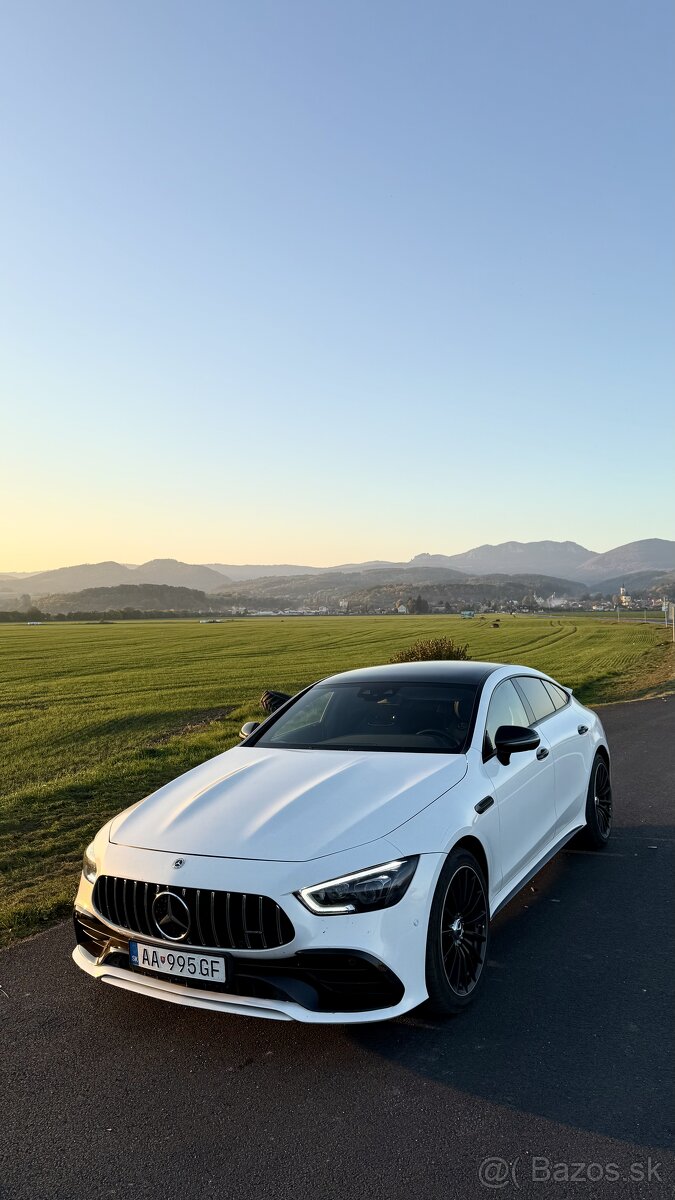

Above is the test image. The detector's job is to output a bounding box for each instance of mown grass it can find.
[1,615,672,945]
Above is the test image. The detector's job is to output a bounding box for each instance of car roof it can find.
[319,661,502,687]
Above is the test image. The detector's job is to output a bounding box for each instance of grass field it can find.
[1,615,672,945]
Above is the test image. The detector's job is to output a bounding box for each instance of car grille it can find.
[92,876,295,951]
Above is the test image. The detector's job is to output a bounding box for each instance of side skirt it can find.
[490,825,585,918]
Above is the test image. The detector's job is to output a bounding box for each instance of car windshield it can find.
[252,681,478,753]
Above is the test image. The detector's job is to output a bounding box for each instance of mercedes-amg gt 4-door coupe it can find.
[73,661,612,1023]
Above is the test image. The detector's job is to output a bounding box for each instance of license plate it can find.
[129,940,228,984]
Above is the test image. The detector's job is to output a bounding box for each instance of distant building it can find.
[396,604,408,614]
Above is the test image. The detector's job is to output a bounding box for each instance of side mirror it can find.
[260,689,292,714]
[494,724,540,766]
[239,721,260,741]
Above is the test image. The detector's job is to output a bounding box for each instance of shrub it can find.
[390,637,470,663]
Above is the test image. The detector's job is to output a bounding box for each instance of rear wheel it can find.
[425,848,490,1015]
[583,754,612,848]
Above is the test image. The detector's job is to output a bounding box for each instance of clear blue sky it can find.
[1,0,673,569]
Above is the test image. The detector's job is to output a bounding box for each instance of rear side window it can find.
[543,680,569,711]
[484,680,530,757]
[516,676,556,723]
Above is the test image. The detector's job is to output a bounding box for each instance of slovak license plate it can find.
[129,940,228,984]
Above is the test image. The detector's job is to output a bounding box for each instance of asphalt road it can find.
[2,698,673,1199]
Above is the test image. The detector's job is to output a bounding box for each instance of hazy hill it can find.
[592,569,675,595]
[401,539,675,582]
[579,539,675,581]
[16,561,133,595]
[130,559,230,591]
[211,566,470,599]
[434,541,595,578]
[39,584,213,614]
[331,559,407,572]
[464,572,585,595]
[205,563,325,580]
[7,559,230,597]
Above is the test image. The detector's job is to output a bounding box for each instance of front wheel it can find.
[583,754,613,848]
[425,848,490,1015]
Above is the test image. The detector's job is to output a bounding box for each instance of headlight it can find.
[296,857,419,915]
[82,842,97,884]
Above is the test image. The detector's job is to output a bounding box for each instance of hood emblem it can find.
[172,858,186,870]
[152,890,191,941]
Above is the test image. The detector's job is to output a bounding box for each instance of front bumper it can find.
[72,848,443,1023]
[73,909,406,1020]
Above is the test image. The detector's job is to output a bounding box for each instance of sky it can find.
[1,0,673,571]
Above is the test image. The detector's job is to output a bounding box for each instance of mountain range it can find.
[0,558,230,596]
[1,539,673,598]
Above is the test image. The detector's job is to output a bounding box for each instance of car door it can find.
[481,678,557,890]
[515,676,593,835]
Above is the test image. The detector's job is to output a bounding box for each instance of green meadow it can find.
[1,615,672,945]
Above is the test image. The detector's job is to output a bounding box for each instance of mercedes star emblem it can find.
[151,890,191,941]
[172,858,186,870]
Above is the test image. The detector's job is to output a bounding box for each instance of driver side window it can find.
[484,680,530,759]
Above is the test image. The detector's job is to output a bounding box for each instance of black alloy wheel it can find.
[594,760,612,837]
[583,754,613,847]
[425,848,490,1015]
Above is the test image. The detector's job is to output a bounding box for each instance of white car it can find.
[73,661,612,1023]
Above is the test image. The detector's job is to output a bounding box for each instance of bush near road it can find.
[0,615,672,946]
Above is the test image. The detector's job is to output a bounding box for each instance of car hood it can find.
[109,745,468,861]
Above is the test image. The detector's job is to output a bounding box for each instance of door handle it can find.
[536,747,549,760]
[577,724,588,735]
[474,796,494,815]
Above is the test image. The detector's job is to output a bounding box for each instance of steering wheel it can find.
[415,728,461,748]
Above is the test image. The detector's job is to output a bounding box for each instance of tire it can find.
[425,848,490,1015]
[582,754,613,848]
